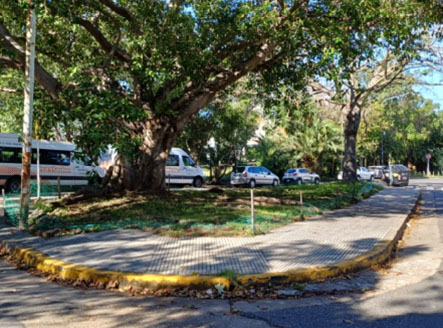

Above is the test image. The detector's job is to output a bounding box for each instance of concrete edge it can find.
[0,191,421,292]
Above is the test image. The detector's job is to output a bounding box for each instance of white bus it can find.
[0,133,105,193]
[98,146,206,187]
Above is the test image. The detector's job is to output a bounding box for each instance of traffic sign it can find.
[426,153,432,160]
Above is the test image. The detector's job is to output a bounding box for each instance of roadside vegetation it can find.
[29,183,382,238]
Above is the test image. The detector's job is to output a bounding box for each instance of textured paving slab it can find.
[0,188,418,275]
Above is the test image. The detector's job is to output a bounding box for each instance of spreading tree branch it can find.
[75,18,131,64]
[0,87,20,93]
[0,22,62,98]
[98,0,134,22]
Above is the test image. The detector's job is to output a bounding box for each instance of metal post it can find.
[250,189,255,234]
[1,188,4,223]
[19,1,36,230]
[57,176,61,199]
[426,158,430,176]
[37,139,40,199]
[300,191,304,220]
[389,165,393,186]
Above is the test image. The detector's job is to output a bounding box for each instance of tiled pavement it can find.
[0,188,418,276]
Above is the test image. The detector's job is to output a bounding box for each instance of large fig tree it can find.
[0,0,440,191]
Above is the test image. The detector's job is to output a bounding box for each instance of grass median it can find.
[29,182,382,238]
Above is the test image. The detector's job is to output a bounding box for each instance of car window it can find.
[39,150,71,166]
[299,169,307,173]
[0,147,17,163]
[166,155,179,166]
[248,167,260,174]
[234,167,245,173]
[182,156,195,167]
[361,167,367,172]
[261,167,270,175]
[286,169,296,174]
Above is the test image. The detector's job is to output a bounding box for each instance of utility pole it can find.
[381,130,385,165]
[19,0,36,229]
[426,153,431,176]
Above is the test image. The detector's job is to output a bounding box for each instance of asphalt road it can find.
[1,178,443,327]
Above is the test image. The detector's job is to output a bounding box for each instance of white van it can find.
[0,133,105,193]
[165,148,205,187]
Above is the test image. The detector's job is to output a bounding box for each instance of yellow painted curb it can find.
[0,237,397,292]
[4,246,230,291]
[0,192,419,292]
[237,192,420,286]
[237,240,394,285]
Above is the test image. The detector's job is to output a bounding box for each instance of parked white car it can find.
[283,168,320,185]
[230,166,280,188]
[165,148,205,187]
[337,166,374,181]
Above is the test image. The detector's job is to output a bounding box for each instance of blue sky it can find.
[414,69,443,110]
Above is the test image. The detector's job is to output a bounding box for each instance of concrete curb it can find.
[0,191,421,292]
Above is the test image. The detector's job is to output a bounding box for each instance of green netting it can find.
[2,182,97,228]
[3,182,379,235]
[3,192,21,227]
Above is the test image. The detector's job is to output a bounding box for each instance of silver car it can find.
[230,166,280,188]
[283,168,320,185]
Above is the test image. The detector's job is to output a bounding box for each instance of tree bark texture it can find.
[342,104,361,182]
[103,118,177,192]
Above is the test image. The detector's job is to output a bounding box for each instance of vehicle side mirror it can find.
[268,172,271,175]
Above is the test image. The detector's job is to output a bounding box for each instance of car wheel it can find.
[357,175,361,181]
[296,178,302,185]
[369,175,374,182]
[193,177,203,188]
[6,177,21,193]
[272,179,279,187]
[248,179,256,188]
[314,178,320,185]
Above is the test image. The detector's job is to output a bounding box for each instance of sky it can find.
[414,69,443,110]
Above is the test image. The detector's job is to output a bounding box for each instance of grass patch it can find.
[28,182,383,238]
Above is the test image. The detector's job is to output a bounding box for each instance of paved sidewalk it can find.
[0,188,419,277]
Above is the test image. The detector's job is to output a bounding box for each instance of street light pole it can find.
[381,130,385,165]
[19,0,36,229]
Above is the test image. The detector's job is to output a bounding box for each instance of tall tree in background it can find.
[177,93,258,183]
[357,83,441,170]
[253,91,342,177]
[310,37,442,181]
[0,0,440,191]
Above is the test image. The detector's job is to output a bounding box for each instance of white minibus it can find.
[97,146,206,187]
[0,133,105,193]
[165,148,206,187]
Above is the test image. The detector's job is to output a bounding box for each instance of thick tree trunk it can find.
[342,105,361,182]
[103,118,177,193]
